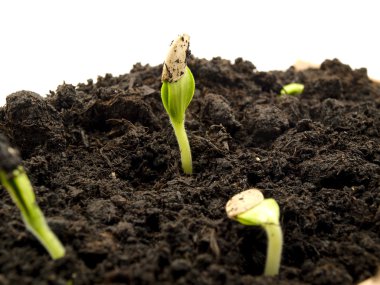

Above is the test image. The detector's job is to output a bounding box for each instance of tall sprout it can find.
[161,34,195,174]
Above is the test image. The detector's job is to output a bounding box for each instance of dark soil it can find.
[0,57,379,285]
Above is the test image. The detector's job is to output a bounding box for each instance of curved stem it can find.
[23,206,66,260]
[171,120,192,174]
[263,224,283,276]
[0,168,65,260]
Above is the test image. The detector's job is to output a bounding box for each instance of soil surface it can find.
[0,57,379,285]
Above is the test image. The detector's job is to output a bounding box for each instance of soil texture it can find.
[0,57,379,285]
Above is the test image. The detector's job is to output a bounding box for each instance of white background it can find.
[1,0,379,106]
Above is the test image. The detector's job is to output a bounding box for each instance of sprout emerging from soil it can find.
[0,134,65,260]
[226,188,283,276]
[161,34,195,174]
[280,83,304,95]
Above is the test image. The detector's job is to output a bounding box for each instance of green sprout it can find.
[161,34,195,174]
[226,188,283,276]
[280,83,304,95]
[0,134,65,260]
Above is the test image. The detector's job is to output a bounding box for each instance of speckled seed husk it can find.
[226,188,264,219]
[162,34,190,83]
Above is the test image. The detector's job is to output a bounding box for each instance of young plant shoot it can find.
[161,34,195,174]
[280,83,304,96]
[0,134,65,260]
[226,188,283,276]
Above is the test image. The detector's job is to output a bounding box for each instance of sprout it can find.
[0,134,65,260]
[161,34,195,174]
[280,83,304,95]
[226,188,283,276]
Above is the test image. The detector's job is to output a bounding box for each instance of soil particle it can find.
[242,104,290,145]
[201,93,241,133]
[4,91,66,157]
[0,58,379,285]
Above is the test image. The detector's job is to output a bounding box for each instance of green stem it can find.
[23,205,66,260]
[0,168,65,260]
[171,120,192,174]
[263,224,283,276]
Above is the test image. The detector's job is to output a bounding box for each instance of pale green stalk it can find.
[172,120,192,174]
[263,224,283,276]
[0,167,65,259]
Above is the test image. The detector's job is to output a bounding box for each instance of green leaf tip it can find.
[280,83,304,96]
[226,188,280,226]
[236,198,280,226]
[161,66,195,125]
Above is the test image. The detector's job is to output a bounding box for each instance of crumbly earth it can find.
[0,57,379,285]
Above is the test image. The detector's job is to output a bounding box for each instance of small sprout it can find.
[280,83,304,95]
[226,188,283,276]
[0,134,65,260]
[161,34,195,174]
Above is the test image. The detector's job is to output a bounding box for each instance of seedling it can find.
[280,83,304,95]
[226,188,283,276]
[0,134,65,260]
[161,34,195,174]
